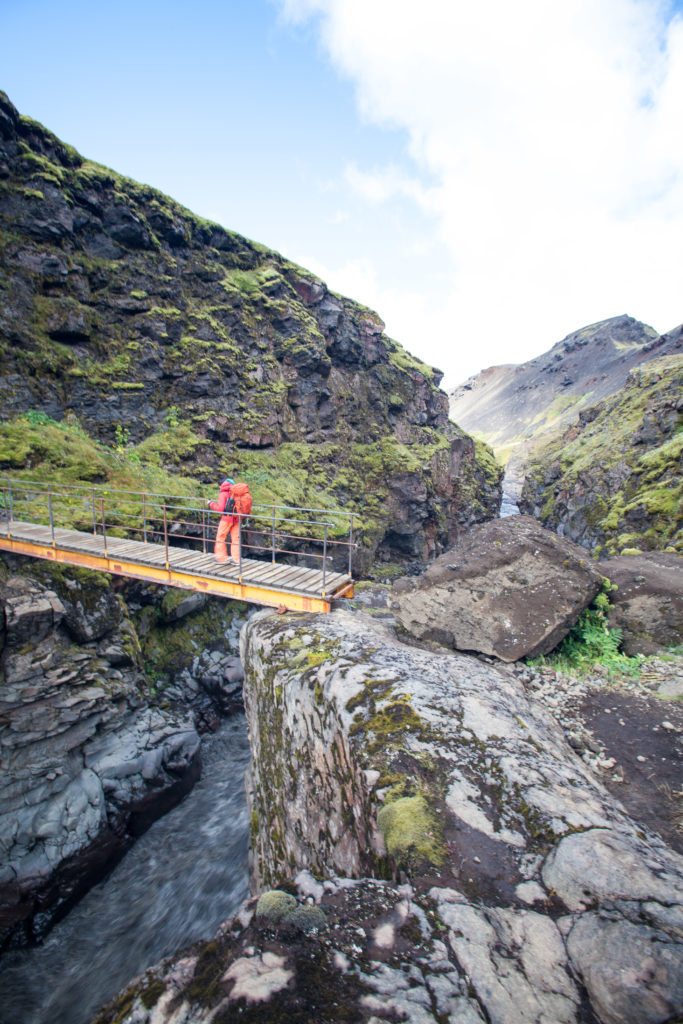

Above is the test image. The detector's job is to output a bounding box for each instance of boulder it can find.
[598,552,683,655]
[393,516,603,661]
[95,609,683,1024]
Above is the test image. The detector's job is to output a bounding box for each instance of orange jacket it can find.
[209,481,234,518]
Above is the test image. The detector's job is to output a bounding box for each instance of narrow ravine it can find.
[499,468,520,517]
[0,715,250,1024]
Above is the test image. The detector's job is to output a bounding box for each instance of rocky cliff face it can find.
[449,315,680,498]
[0,91,501,568]
[520,352,682,554]
[0,555,247,950]
[95,609,683,1024]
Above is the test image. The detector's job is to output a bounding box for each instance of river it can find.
[0,714,250,1024]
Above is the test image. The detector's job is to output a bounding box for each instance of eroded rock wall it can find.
[107,609,683,1024]
[0,558,248,949]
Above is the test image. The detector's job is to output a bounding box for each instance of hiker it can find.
[208,477,239,563]
[207,478,253,563]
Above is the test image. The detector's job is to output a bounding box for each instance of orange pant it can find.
[215,518,240,561]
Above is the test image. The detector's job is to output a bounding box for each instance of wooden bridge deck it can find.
[0,520,354,613]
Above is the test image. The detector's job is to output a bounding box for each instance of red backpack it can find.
[231,482,253,517]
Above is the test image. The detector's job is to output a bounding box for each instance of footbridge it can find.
[0,479,355,613]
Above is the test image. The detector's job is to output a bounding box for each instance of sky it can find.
[2,0,682,387]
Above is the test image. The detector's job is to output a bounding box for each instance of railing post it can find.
[202,508,207,554]
[48,491,55,545]
[271,507,276,563]
[101,498,108,557]
[348,514,354,576]
[7,485,12,538]
[142,494,148,544]
[322,523,328,596]
[163,503,170,570]
[91,489,97,536]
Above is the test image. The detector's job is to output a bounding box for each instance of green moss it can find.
[377,794,446,869]
[473,437,502,485]
[139,978,165,1009]
[526,355,683,553]
[254,889,298,922]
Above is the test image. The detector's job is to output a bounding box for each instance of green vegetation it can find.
[377,794,446,869]
[525,355,683,553]
[528,587,641,677]
[386,338,438,378]
[0,413,202,514]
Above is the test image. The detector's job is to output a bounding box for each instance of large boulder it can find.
[392,515,603,661]
[95,609,683,1024]
[598,552,683,655]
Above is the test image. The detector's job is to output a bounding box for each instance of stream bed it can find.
[0,714,250,1024]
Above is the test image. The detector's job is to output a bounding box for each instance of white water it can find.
[0,715,250,1024]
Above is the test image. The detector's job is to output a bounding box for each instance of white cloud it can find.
[278,0,683,385]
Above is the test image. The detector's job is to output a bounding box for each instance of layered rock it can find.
[0,91,501,567]
[520,353,683,554]
[99,610,683,1023]
[0,558,248,949]
[392,516,603,661]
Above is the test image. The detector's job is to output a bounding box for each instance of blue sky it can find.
[3,0,682,385]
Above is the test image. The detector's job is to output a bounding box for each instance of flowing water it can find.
[500,469,520,518]
[500,493,520,517]
[0,715,250,1024]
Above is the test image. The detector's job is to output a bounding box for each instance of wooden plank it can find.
[261,565,317,590]
[249,561,316,586]
[239,560,290,584]
[240,563,304,588]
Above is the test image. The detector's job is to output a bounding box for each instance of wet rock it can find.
[598,552,683,655]
[0,571,201,949]
[393,516,603,661]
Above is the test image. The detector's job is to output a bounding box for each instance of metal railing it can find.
[0,477,357,586]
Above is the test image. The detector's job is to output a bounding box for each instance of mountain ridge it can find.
[449,314,680,496]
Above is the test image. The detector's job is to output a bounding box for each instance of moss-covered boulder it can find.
[95,609,683,1024]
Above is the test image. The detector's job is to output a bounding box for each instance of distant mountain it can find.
[520,343,682,554]
[449,315,680,496]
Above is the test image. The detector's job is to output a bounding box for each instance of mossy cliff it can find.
[95,609,683,1024]
[0,91,501,567]
[520,353,682,554]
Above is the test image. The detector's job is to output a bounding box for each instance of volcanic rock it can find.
[598,552,683,655]
[95,609,683,1024]
[392,516,603,661]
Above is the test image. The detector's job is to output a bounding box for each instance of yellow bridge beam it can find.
[0,536,352,614]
